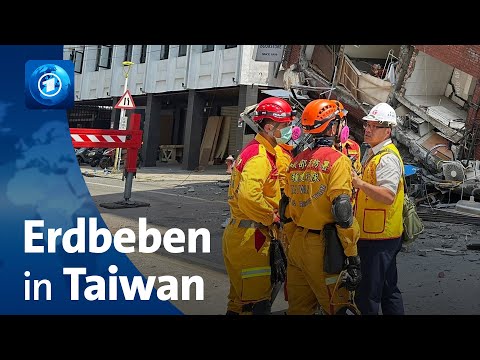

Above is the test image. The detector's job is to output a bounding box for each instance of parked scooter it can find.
[99,148,142,169]
[86,148,107,167]
[75,147,91,165]
[99,148,117,169]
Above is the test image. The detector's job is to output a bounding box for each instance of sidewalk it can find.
[80,163,232,183]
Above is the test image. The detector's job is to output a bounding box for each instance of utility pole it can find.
[113,61,134,171]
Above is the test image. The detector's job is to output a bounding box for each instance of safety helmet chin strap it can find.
[313,117,340,146]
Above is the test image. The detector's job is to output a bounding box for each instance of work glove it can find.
[270,239,287,284]
[279,194,290,223]
[341,255,362,291]
[272,211,281,226]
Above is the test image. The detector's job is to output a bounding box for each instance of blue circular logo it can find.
[28,64,71,107]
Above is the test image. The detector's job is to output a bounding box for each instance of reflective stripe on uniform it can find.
[325,275,340,286]
[241,266,271,279]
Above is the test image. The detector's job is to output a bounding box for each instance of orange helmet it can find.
[301,99,346,134]
[252,97,295,123]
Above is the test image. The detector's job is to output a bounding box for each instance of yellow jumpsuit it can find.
[285,145,360,315]
[222,134,280,314]
[275,144,297,248]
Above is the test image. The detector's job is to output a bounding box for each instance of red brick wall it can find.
[476,136,480,160]
[284,45,302,68]
[415,45,480,79]
[311,46,334,80]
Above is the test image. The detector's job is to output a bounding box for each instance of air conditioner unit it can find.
[442,161,465,182]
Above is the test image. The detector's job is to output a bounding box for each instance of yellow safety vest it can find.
[285,145,359,257]
[228,134,280,226]
[355,143,404,240]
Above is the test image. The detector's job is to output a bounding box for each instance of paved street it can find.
[82,164,289,314]
[82,164,480,315]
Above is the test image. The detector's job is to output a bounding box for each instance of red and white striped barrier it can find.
[70,114,143,173]
[69,127,142,150]
[71,134,127,145]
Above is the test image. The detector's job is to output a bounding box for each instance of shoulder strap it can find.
[377,148,407,193]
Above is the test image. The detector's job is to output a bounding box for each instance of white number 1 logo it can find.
[42,77,56,93]
[38,72,62,97]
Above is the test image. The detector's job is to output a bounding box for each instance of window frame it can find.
[73,50,84,74]
[178,45,187,57]
[124,45,133,62]
[160,45,170,60]
[139,45,147,63]
[202,45,215,53]
[95,45,113,70]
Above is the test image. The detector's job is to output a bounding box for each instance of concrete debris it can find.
[187,187,195,192]
[434,248,458,253]
[221,217,230,228]
[467,243,480,251]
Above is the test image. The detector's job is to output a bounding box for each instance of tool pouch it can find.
[323,223,346,274]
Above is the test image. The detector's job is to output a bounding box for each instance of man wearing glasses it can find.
[351,102,405,315]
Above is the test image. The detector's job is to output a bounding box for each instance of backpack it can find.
[402,193,424,244]
[379,149,424,244]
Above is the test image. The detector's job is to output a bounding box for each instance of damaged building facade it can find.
[282,45,480,200]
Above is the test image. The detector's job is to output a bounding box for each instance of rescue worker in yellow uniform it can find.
[222,97,295,315]
[283,99,362,315]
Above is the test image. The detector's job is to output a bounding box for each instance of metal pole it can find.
[123,171,134,202]
[113,62,133,171]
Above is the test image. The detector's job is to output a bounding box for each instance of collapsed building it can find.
[281,45,480,203]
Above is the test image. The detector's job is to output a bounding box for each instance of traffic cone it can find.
[226,155,234,174]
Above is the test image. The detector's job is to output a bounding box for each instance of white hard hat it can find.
[363,103,397,127]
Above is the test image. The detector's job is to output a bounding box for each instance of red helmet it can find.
[252,97,295,123]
